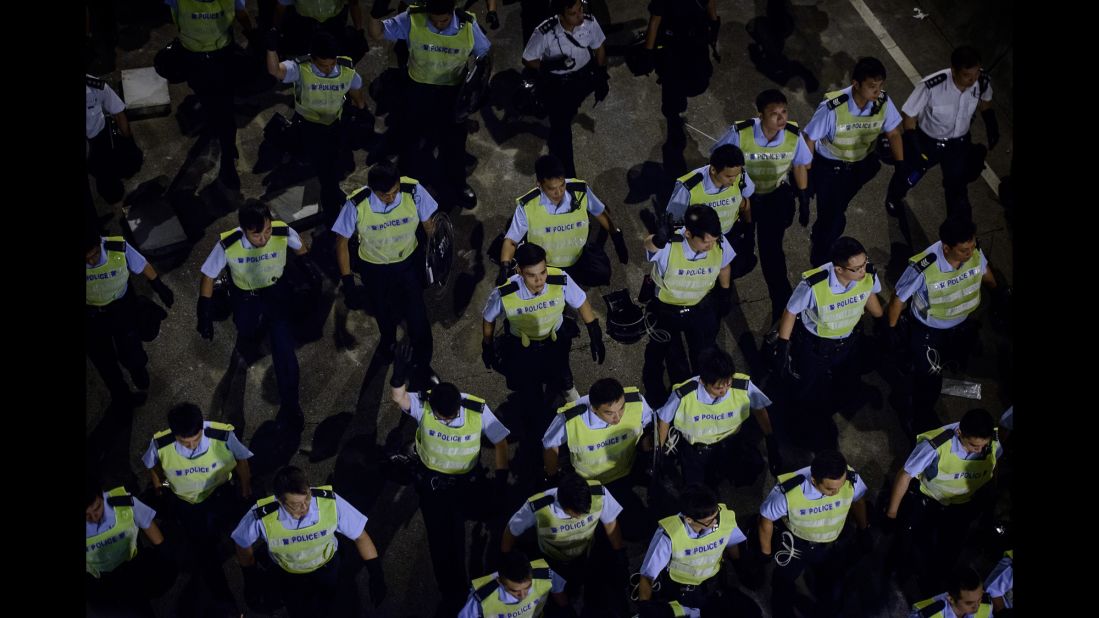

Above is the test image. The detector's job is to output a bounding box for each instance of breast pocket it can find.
[929,104,957,126]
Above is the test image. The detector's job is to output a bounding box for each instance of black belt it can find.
[813,152,872,171]
[795,319,854,352]
[918,128,969,146]
[650,298,707,316]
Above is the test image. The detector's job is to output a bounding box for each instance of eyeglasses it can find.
[839,259,871,274]
[691,512,720,531]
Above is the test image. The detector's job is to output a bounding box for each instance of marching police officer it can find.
[713,89,813,323]
[368,0,491,209]
[886,408,1002,595]
[232,465,387,616]
[803,56,903,266]
[141,403,252,615]
[482,242,606,419]
[86,478,166,617]
[389,347,512,615]
[758,450,870,618]
[656,346,779,488]
[458,549,569,618]
[909,566,993,618]
[266,30,366,224]
[197,200,309,426]
[521,0,609,178]
[887,217,1004,435]
[499,154,629,289]
[666,144,756,278]
[773,236,883,448]
[85,74,131,205]
[885,46,998,222]
[164,0,255,188]
[335,163,438,376]
[86,228,175,408]
[641,205,734,406]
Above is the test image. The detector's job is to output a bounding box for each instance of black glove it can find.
[765,435,783,476]
[493,469,509,494]
[592,65,610,105]
[355,27,369,52]
[881,511,898,536]
[264,27,280,52]
[631,47,655,77]
[887,321,905,351]
[341,274,364,310]
[586,319,605,364]
[486,10,500,30]
[651,213,673,249]
[389,340,413,388]
[902,130,924,167]
[149,278,175,308]
[707,16,721,46]
[365,557,388,606]
[716,286,733,317]
[856,525,874,555]
[773,338,796,380]
[797,187,811,227]
[370,0,392,19]
[990,285,1011,330]
[481,339,496,369]
[242,565,265,610]
[981,108,999,151]
[496,259,515,286]
[610,228,629,264]
[196,296,214,340]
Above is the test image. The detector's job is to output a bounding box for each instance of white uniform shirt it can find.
[521,15,606,75]
[902,68,993,140]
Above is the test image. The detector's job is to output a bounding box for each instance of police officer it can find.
[984,549,1013,614]
[164,0,255,188]
[887,217,1002,435]
[909,566,993,618]
[232,465,387,616]
[656,346,778,488]
[641,205,734,405]
[86,477,166,617]
[266,30,366,224]
[482,242,606,419]
[141,403,252,615]
[666,145,756,278]
[335,163,437,376]
[499,154,629,289]
[713,89,813,322]
[389,349,512,614]
[635,0,720,177]
[368,0,491,210]
[86,74,131,205]
[197,200,309,425]
[458,549,569,618]
[885,409,1001,595]
[758,450,870,618]
[885,46,998,222]
[773,236,883,447]
[522,0,609,179]
[803,56,903,266]
[86,228,175,408]
[502,471,627,613]
[637,483,745,612]
[273,0,367,58]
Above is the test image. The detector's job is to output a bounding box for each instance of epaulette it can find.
[529,494,555,511]
[86,75,105,90]
[779,475,805,494]
[734,119,754,131]
[923,73,948,89]
[911,252,937,274]
[538,16,559,34]
[674,380,698,399]
[805,269,829,286]
[337,56,353,68]
[826,93,850,110]
[519,187,541,205]
[311,487,336,500]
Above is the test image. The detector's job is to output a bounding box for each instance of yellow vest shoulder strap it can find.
[732,376,749,391]
[674,380,699,399]
[519,187,541,206]
[204,424,232,442]
[803,268,829,286]
[734,119,753,132]
[624,389,642,403]
[529,493,555,511]
[474,577,500,601]
[927,429,954,449]
[588,482,604,496]
[106,491,134,508]
[560,403,586,421]
[154,430,175,449]
[545,272,567,286]
[104,238,126,252]
[311,487,336,500]
[253,498,280,519]
[784,122,800,136]
[778,474,804,494]
[826,93,850,111]
[917,599,946,617]
[460,397,483,412]
[498,280,520,297]
[337,56,353,68]
[350,186,372,205]
[220,229,243,249]
[681,171,704,190]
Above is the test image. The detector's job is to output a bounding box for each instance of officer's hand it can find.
[486,10,500,30]
[390,340,413,388]
[881,509,898,535]
[150,278,175,308]
[631,47,655,77]
[365,558,388,606]
[765,434,783,476]
[341,274,364,310]
[592,65,610,105]
[493,469,509,494]
[586,319,606,364]
[981,108,1000,151]
[797,188,811,227]
[856,526,874,555]
[610,228,629,264]
[196,296,214,340]
[481,339,497,370]
[264,27,280,52]
[542,56,571,73]
[496,260,514,287]
[652,213,673,249]
[716,286,733,318]
[241,565,264,609]
[902,130,924,165]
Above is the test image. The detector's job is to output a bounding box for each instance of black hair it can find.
[830,236,867,267]
[683,205,721,239]
[427,383,462,419]
[367,163,401,193]
[273,466,310,500]
[698,346,735,385]
[958,408,995,440]
[238,199,273,233]
[950,46,982,70]
[514,243,548,268]
[535,154,567,181]
[680,483,719,521]
[946,565,983,599]
[588,378,625,410]
[556,471,593,514]
[755,89,788,113]
[168,402,204,438]
[852,56,887,82]
[939,216,977,247]
[310,30,337,60]
[709,144,745,172]
[498,550,533,583]
[810,450,848,483]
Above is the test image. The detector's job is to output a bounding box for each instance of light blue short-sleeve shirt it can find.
[505,184,607,245]
[759,465,868,521]
[404,391,511,445]
[231,492,368,551]
[141,421,254,469]
[656,377,772,425]
[482,272,587,324]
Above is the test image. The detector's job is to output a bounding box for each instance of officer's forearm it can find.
[235,10,254,33]
[643,234,659,253]
[707,0,718,20]
[350,88,366,109]
[141,263,160,282]
[758,516,774,554]
[982,268,998,289]
[266,50,284,79]
[551,591,569,607]
[500,238,518,264]
[887,296,905,327]
[493,440,509,472]
[143,521,165,546]
[236,458,253,497]
[199,275,215,299]
[391,384,411,410]
[336,235,352,277]
[605,520,625,550]
[367,15,384,41]
[725,542,741,560]
[992,597,1006,612]
[777,309,796,340]
[422,216,436,238]
[643,15,660,49]
[149,467,165,494]
[752,408,774,436]
[482,320,495,342]
[349,1,365,30]
[236,544,256,567]
[804,135,815,156]
[793,165,808,190]
[740,199,752,224]
[500,528,517,553]
[887,470,913,517]
[887,129,904,162]
[594,211,614,232]
[543,447,559,477]
[114,112,132,138]
[851,497,869,530]
[578,300,596,324]
[901,114,918,132]
[657,419,670,446]
[718,266,731,289]
[865,293,884,319]
[354,530,380,561]
[595,44,606,67]
[638,575,654,600]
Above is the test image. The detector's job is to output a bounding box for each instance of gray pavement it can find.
[87,1,1013,616]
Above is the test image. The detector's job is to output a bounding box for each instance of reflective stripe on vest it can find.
[670,377,751,445]
[86,237,129,307]
[407,9,475,86]
[520,182,589,268]
[415,394,484,474]
[530,481,605,562]
[499,269,567,346]
[912,596,992,618]
[560,389,644,483]
[912,249,984,322]
[472,559,553,618]
[86,487,139,578]
[818,90,887,162]
[658,504,737,586]
[654,234,723,306]
[259,487,339,573]
[738,121,800,194]
[221,221,290,290]
[916,428,998,505]
[154,422,238,504]
[352,180,420,264]
[295,57,355,125]
[294,0,344,21]
[779,468,855,543]
[677,168,744,235]
[176,0,234,52]
[801,266,875,339]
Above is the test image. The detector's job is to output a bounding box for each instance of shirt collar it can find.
[752,119,785,147]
